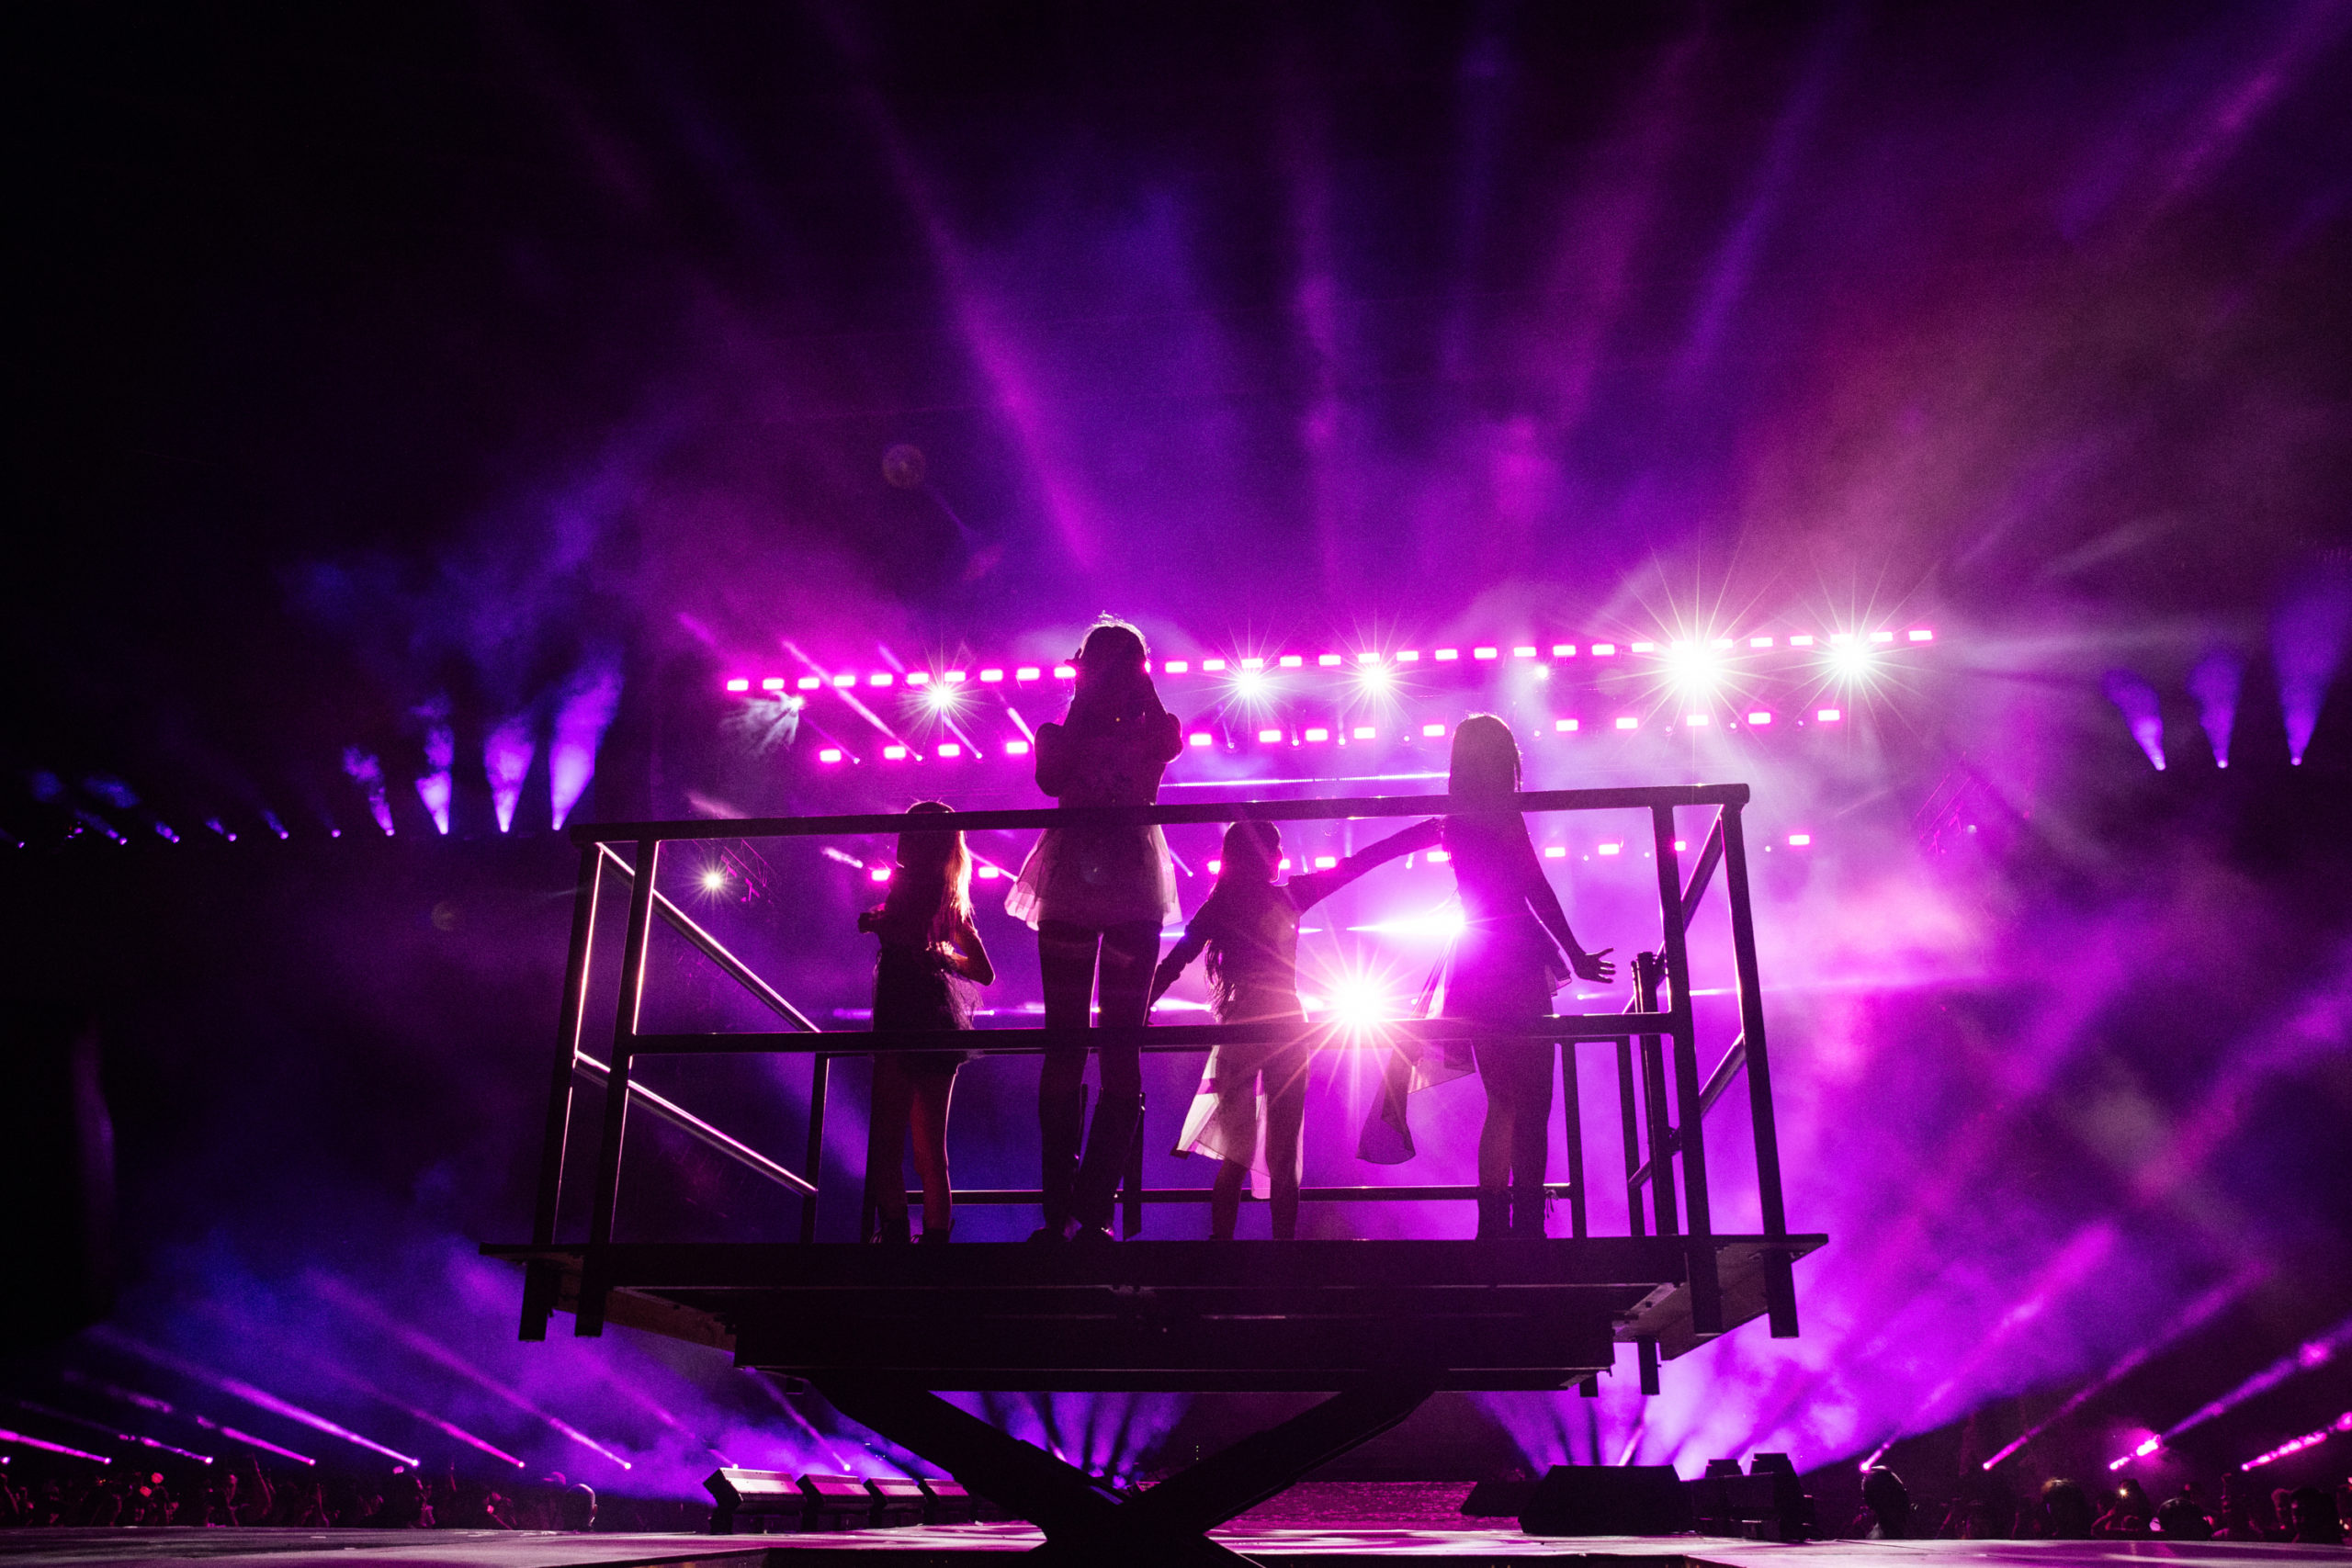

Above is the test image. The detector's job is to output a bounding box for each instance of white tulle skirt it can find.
[1003,822,1179,931]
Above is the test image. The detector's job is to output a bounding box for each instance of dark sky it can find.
[10,1,2350,832]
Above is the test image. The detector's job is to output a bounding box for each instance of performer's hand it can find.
[1569,946,1616,983]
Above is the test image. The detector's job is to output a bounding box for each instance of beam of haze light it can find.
[2145,0,2352,225]
[811,9,1097,571]
[2272,570,2350,765]
[2188,651,2242,768]
[1980,1270,2258,1470]
[91,1328,419,1467]
[1858,1221,2120,1469]
[1673,4,1859,384]
[341,748,394,835]
[304,1276,632,1470]
[2154,1311,2352,1447]
[11,1399,213,1466]
[187,1303,527,1470]
[0,1427,109,1464]
[197,1418,315,1465]
[2243,1410,2352,1472]
[414,700,455,835]
[2100,670,2167,770]
[550,663,622,829]
[484,717,536,834]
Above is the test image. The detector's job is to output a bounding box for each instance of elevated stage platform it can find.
[485,786,1824,1562]
[482,1235,1826,1392]
[6,1529,2341,1567]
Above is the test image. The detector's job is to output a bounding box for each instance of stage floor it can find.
[4,1526,2342,1567]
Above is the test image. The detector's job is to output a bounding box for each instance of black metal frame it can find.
[518,784,1798,1350]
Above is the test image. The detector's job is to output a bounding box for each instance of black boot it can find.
[1070,1091,1145,1238]
[920,1219,954,1246]
[1509,1179,1548,1240]
[871,1207,910,1245]
[1032,1086,1085,1241]
[1475,1187,1510,1240]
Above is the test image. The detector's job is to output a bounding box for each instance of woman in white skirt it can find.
[1004,619,1182,1241]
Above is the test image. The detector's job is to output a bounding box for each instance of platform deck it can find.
[482,1235,1825,1393]
[4,1528,2336,1567]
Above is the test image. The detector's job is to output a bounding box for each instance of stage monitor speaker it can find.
[1520,1463,1696,1537]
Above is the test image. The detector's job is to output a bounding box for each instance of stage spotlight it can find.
[700,868,727,893]
[1357,663,1393,694]
[922,682,960,713]
[1235,668,1268,697]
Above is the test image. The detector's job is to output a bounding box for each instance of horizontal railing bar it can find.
[596,844,821,1034]
[903,1184,1581,1204]
[569,784,1751,844]
[574,1053,817,1196]
[628,1014,1674,1056]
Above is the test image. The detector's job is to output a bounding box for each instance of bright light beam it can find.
[91,1329,420,1467]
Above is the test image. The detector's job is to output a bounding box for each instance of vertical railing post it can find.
[579,837,659,1337]
[521,840,603,1341]
[1122,1092,1146,1239]
[1651,805,1720,1338]
[1558,1042,1586,1239]
[1719,803,1798,1337]
[1614,1034,1644,1239]
[1634,954,1678,1237]
[800,1055,830,1244]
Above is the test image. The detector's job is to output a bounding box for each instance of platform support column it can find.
[522,842,602,1341]
[1720,804,1798,1337]
[811,1376,1433,1564]
[800,1054,829,1243]
[1652,807,1721,1340]
[580,837,658,1337]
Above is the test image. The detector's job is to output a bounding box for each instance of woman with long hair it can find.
[1004,619,1182,1242]
[860,800,993,1243]
[1442,715,1613,1236]
[1148,815,1436,1239]
[1359,715,1614,1237]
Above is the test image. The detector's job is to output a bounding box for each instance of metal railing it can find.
[518,785,1798,1356]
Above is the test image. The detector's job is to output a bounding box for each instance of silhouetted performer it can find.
[1149,817,1437,1239]
[862,802,993,1243]
[1005,620,1182,1241]
[1359,715,1613,1238]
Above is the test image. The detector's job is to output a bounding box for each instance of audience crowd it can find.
[5,1450,2348,1541]
[0,1458,702,1533]
[1849,1465,2349,1544]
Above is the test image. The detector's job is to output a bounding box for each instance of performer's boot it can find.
[871,1206,910,1245]
[1032,1086,1085,1241]
[1475,1186,1510,1240]
[1070,1090,1145,1240]
[920,1219,954,1246]
[1509,1177,1548,1240]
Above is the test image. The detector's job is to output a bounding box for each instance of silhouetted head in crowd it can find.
[2155,1496,2213,1538]
[557,1483,597,1532]
[1447,713,1521,800]
[2041,1478,2095,1539]
[2113,1477,2152,1521]
[1063,619,1162,732]
[1860,1467,1912,1539]
[2290,1486,2343,1545]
